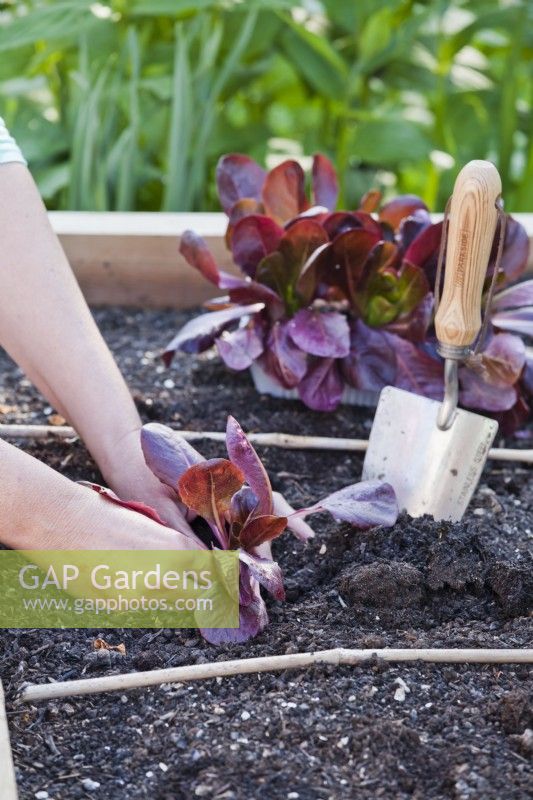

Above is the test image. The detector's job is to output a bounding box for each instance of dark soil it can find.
[0,307,532,800]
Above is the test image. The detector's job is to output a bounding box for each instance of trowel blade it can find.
[362,386,498,522]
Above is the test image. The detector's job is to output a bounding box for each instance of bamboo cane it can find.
[20,647,533,703]
[0,682,19,799]
[0,423,532,464]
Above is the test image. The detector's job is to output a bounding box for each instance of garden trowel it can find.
[363,160,503,522]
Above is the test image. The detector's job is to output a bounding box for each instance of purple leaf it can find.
[464,333,526,387]
[492,279,533,310]
[82,482,169,527]
[272,492,315,541]
[217,272,252,291]
[226,197,264,240]
[491,307,533,337]
[238,550,285,601]
[163,303,264,363]
[403,221,443,283]
[298,358,344,412]
[141,423,204,488]
[311,232,391,311]
[521,352,533,399]
[308,480,398,530]
[262,160,308,224]
[255,252,287,297]
[296,241,332,305]
[459,369,517,412]
[386,333,444,400]
[216,325,264,371]
[201,572,268,645]
[311,153,339,210]
[240,514,288,550]
[179,231,220,286]
[358,189,382,213]
[288,309,350,358]
[264,220,330,304]
[284,208,329,232]
[227,279,285,318]
[361,240,399,280]
[256,221,328,304]
[264,320,308,389]
[226,416,272,516]
[459,333,525,413]
[494,396,531,437]
[494,215,530,283]
[320,210,383,241]
[216,154,266,214]
[398,209,432,250]
[322,211,362,239]
[230,486,259,529]
[279,219,329,277]
[341,319,396,391]
[353,212,386,240]
[231,215,284,278]
[177,459,244,525]
[379,195,428,231]
[334,228,383,286]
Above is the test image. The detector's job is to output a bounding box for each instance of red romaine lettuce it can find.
[167,153,531,427]
[139,416,398,644]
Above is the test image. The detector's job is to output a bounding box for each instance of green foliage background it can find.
[0,0,531,211]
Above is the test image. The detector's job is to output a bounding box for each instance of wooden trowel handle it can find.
[434,160,501,350]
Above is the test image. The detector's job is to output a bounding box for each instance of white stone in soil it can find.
[81,778,101,792]
[393,676,410,702]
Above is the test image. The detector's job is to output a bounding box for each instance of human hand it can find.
[99,427,200,545]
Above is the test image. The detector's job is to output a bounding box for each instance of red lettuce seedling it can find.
[140,416,398,644]
[165,154,532,431]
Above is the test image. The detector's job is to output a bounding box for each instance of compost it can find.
[0,307,531,800]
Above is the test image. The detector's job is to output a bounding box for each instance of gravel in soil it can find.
[0,307,531,800]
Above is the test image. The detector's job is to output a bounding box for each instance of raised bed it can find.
[50,212,533,308]
[0,305,531,799]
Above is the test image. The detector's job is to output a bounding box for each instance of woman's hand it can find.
[0,158,202,551]
[99,427,197,540]
[0,437,203,552]
[74,487,204,551]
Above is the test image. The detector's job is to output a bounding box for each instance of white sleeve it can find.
[0,116,27,165]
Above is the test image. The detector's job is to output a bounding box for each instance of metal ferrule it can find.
[436,343,471,361]
[437,359,459,431]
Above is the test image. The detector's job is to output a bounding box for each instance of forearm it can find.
[0,162,196,536]
[0,439,193,551]
[0,163,141,484]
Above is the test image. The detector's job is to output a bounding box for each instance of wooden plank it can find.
[49,211,227,237]
[49,212,533,309]
[0,681,19,800]
[52,213,233,307]
[59,232,238,308]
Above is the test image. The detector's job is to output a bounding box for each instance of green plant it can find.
[0,0,530,211]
